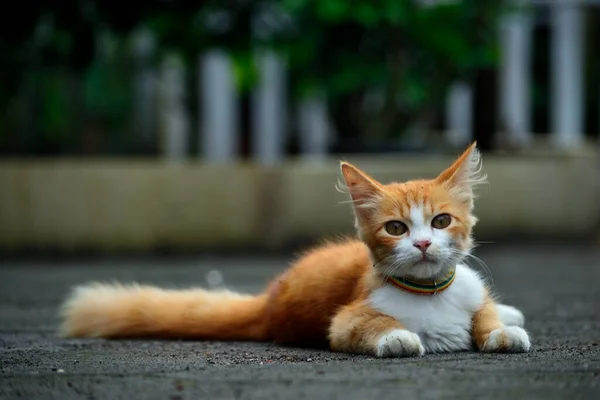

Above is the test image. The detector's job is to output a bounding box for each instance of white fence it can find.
[137,1,597,164]
[450,0,597,151]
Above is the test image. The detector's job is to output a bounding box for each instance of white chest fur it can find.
[368,264,486,353]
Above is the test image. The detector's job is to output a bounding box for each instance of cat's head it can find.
[340,143,486,281]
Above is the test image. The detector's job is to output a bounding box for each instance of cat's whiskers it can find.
[380,258,406,278]
[466,253,495,289]
[450,249,496,289]
[375,253,413,278]
[372,254,399,277]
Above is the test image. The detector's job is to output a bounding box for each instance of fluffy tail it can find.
[59,282,269,341]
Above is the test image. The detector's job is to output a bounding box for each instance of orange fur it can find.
[60,143,523,357]
[329,300,406,354]
[60,284,268,340]
[472,290,505,350]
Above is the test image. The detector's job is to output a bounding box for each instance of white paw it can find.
[376,329,425,358]
[482,326,531,353]
[497,304,525,327]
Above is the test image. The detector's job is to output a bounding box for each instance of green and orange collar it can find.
[386,269,456,295]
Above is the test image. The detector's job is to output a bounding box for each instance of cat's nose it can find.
[413,240,432,253]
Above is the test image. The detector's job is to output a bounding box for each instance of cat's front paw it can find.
[376,329,425,358]
[481,326,531,353]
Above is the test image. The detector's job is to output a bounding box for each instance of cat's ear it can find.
[435,142,486,206]
[340,162,383,206]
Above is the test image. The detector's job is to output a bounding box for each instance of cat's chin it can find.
[372,251,459,281]
[394,261,452,281]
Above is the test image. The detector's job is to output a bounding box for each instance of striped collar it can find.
[386,268,456,295]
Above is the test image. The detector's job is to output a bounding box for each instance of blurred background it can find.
[0,0,599,255]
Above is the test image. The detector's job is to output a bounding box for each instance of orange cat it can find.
[59,143,530,357]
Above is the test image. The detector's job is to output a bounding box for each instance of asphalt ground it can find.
[1,244,599,399]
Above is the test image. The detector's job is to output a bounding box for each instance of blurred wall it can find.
[1,151,597,253]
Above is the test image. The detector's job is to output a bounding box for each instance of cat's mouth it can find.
[414,254,436,265]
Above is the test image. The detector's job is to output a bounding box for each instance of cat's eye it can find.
[431,214,452,229]
[384,221,408,236]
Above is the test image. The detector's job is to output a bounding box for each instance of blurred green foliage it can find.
[0,0,505,155]
[276,0,503,139]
